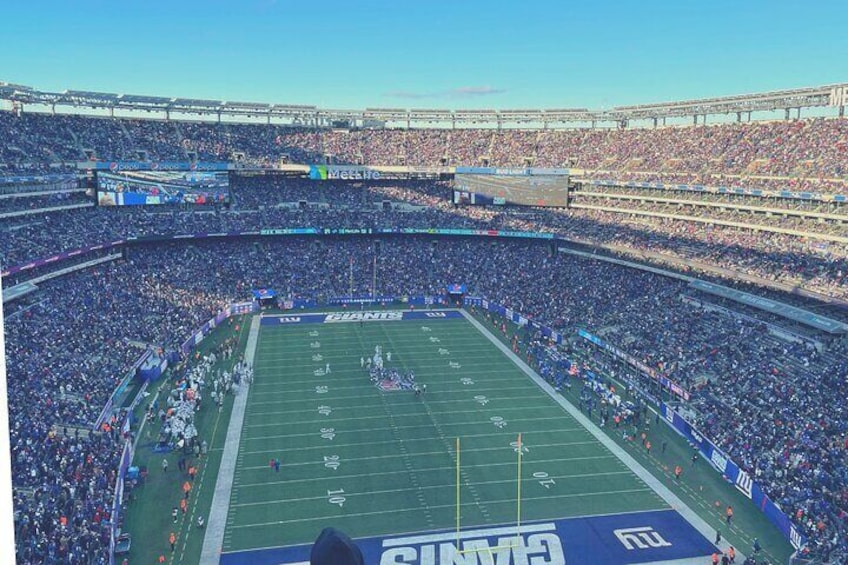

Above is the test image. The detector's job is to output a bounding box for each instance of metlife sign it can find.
[309,165,382,180]
[219,510,716,565]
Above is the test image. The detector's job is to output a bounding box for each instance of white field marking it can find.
[245,403,566,425]
[244,414,573,434]
[236,468,631,489]
[254,348,501,361]
[237,438,601,461]
[200,315,260,565]
[256,337,488,349]
[254,352,512,365]
[249,380,530,398]
[238,455,623,481]
[247,386,545,406]
[246,397,564,414]
[248,368,520,385]
[219,507,673,556]
[253,353,508,366]
[240,426,585,448]
[231,471,638,509]
[228,487,656,528]
[248,373,520,390]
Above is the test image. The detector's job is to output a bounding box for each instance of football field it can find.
[212,310,716,565]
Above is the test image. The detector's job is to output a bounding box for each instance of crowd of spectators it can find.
[3,235,847,562]
[2,176,847,300]
[577,185,848,214]
[3,109,848,562]
[570,195,848,237]
[581,172,848,194]
[0,192,92,216]
[2,111,847,193]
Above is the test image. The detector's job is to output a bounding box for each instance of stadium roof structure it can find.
[1,81,846,127]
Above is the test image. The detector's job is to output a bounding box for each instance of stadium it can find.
[1,6,848,565]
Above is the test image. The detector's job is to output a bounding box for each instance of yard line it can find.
[240,427,586,449]
[228,488,657,528]
[231,471,639,509]
[244,403,568,425]
[237,439,604,461]
[246,397,563,414]
[248,372,519,388]
[246,386,548,405]
[248,371,527,396]
[235,466,631,489]
[244,414,580,435]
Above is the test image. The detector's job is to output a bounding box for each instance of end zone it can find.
[219,509,717,565]
[260,310,464,325]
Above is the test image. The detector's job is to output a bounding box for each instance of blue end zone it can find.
[260,310,464,326]
[220,509,717,565]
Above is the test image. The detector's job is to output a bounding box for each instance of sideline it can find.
[459,309,744,562]
[200,315,261,565]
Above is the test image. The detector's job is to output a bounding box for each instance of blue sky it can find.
[1,0,846,109]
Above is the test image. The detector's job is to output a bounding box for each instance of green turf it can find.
[121,308,796,564]
[221,316,669,552]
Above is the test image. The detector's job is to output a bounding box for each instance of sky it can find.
[0,1,847,109]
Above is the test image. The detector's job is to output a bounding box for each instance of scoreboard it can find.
[454,173,570,207]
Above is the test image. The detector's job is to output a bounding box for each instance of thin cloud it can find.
[448,86,506,97]
[384,86,506,100]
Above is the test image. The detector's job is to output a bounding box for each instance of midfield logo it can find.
[613,527,672,550]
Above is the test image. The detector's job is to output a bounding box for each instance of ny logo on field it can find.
[735,470,754,499]
[614,527,672,550]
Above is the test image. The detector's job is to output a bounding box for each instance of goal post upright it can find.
[456,436,460,550]
[517,432,522,538]
[455,433,524,555]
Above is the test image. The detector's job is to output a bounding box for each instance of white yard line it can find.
[234,465,630,489]
[238,429,585,451]
[228,487,657,529]
[199,316,260,565]
[244,414,576,435]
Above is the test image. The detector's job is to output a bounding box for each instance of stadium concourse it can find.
[0,99,847,564]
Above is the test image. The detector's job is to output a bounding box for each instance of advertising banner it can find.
[661,404,805,550]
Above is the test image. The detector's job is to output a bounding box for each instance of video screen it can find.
[96,171,229,206]
[454,174,569,207]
